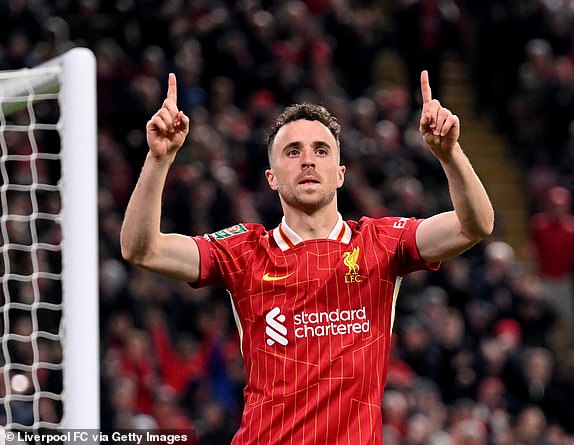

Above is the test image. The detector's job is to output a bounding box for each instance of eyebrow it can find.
[281,140,332,152]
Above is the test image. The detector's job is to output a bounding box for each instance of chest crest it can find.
[343,246,363,283]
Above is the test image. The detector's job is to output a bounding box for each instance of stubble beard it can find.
[279,186,337,214]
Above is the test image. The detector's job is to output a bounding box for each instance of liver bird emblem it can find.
[343,247,360,274]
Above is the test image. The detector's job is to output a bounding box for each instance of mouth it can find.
[298,176,320,186]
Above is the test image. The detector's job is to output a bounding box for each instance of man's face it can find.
[265,119,345,213]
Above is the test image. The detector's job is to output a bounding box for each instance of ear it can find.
[265,168,279,190]
[337,165,346,189]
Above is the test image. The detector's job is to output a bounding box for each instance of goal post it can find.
[59,47,99,430]
[0,47,99,429]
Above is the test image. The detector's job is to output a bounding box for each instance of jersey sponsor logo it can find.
[265,307,288,346]
[265,306,371,346]
[262,272,294,282]
[343,246,363,283]
[294,306,370,338]
[392,217,409,229]
[211,224,248,239]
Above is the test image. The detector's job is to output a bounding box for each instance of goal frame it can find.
[0,47,99,428]
[58,47,99,430]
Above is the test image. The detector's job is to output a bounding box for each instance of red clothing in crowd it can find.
[531,187,574,278]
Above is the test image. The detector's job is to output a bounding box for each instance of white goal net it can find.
[0,48,99,430]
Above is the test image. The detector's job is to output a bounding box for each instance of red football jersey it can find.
[192,214,438,445]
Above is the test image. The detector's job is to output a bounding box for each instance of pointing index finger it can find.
[420,70,432,105]
[167,73,177,105]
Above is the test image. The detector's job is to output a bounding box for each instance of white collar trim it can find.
[272,213,351,251]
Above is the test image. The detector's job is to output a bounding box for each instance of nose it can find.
[301,149,315,169]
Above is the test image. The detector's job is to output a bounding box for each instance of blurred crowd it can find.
[2,0,574,444]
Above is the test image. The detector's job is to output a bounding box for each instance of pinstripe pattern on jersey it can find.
[192,216,438,445]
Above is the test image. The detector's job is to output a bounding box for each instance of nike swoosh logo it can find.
[262,272,294,282]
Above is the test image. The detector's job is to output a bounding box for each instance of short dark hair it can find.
[266,104,341,159]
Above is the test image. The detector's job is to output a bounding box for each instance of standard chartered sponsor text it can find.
[293,306,370,338]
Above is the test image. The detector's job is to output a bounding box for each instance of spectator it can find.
[506,347,567,430]
[530,186,574,351]
[394,0,461,106]
[512,405,549,445]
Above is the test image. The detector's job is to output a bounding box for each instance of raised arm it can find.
[415,71,494,262]
[120,73,201,282]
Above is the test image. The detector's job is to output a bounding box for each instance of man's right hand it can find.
[146,73,190,158]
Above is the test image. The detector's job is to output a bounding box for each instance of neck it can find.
[282,204,340,240]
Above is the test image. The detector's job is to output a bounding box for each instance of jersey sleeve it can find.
[191,234,223,287]
[372,216,440,276]
[190,223,266,288]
